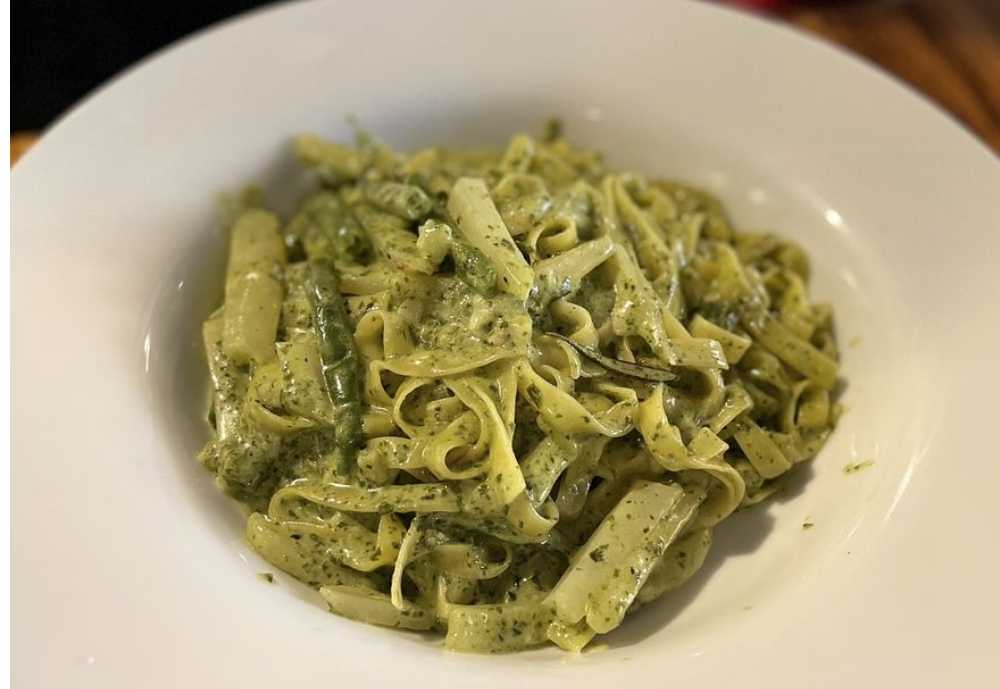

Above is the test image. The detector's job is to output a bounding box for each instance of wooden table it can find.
[10,0,999,164]
[779,0,1000,152]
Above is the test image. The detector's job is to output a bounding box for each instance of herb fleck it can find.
[589,545,609,562]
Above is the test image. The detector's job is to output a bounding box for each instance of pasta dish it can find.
[197,125,841,652]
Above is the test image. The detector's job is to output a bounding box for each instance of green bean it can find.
[286,191,372,265]
[366,181,433,221]
[415,219,495,293]
[307,258,363,474]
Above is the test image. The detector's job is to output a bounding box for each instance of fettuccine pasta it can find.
[197,123,841,653]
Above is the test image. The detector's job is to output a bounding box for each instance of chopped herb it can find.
[589,545,609,562]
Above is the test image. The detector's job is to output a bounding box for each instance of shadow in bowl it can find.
[771,453,820,505]
[602,463,820,649]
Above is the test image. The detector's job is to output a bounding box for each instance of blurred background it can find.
[10,0,1000,160]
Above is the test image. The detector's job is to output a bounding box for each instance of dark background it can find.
[6,0,815,131]
[11,1,999,151]
[12,0,271,130]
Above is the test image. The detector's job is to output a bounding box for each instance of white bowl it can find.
[13,1,1000,686]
